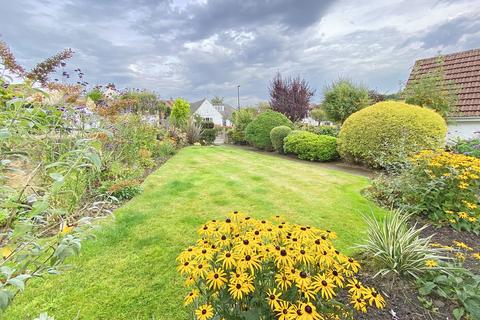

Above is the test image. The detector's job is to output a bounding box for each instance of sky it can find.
[1,0,480,106]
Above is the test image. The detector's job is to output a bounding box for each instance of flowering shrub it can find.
[177,212,385,319]
[407,150,480,232]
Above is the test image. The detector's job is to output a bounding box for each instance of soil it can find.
[350,219,479,320]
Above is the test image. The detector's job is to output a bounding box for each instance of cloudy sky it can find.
[2,0,480,105]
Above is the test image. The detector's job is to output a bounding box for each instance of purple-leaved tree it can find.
[269,72,314,122]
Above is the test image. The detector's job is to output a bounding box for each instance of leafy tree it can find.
[404,60,458,118]
[170,98,190,127]
[211,96,224,105]
[322,79,370,124]
[269,72,314,122]
[229,108,257,144]
[310,107,327,122]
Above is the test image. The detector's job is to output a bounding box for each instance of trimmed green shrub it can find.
[245,110,292,150]
[284,131,339,161]
[338,101,447,168]
[269,126,292,153]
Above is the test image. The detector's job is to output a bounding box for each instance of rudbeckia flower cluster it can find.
[177,211,385,319]
[409,150,480,232]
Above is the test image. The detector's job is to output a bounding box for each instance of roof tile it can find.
[407,48,480,117]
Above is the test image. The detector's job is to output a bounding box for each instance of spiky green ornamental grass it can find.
[358,210,450,279]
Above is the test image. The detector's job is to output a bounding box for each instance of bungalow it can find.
[189,98,235,126]
[407,48,480,140]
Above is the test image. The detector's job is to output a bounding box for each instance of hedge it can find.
[284,131,339,161]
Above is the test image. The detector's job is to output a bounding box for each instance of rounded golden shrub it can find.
[337,101,447,168]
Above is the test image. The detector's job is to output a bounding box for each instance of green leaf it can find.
[453,307,464,320]
[464,297,480,318]
[49,172,64,182]
[419,282,436,295]
[0,289,12,310]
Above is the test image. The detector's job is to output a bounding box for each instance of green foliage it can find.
[244,110,292,150]
[358,210,448,278]
[417,266,480,320]
[86,88,103,103]
[113,115,159,165]
[269,125,292,153]
[450,137,480,158]
[170,98,190,127]
[101,179,142,201]
[310,107,327,122]
[284,131,339,161]
[185,117,203,145]
[229,108,257,144]
[404,60,458,118]
[200,122,217,145]
[338,101,447,168]
[322,79,370,124]
[211,96,224,105]
[296,124,339,137]
[156,140,177,158]
[369,150,480,233]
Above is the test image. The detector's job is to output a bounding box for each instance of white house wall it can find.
[194,100,224,126]
[447,118,480,141]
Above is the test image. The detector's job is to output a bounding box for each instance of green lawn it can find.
[4,146,384,320]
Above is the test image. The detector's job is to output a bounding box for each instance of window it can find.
[204,117,213,122]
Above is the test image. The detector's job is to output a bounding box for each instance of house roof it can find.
[189,98,206,113]
[407,48,480,118]
[218,103,236,119]
[189,99,236,120]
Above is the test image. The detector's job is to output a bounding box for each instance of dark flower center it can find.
[321,280,328,286]
[305,305,312,313]
[280,250,287,256]
[202,249,207,254]
[221,235,227,240]
[300,250,305,255]
[226,218,231,223]
[254,231,259,235]
[202,309,207,314]
[184,262,189,266]
[315,239,321,245]
[333,270,338,276]
[300,271,307,278]
[198,264,203,269]
[226,253,231,258]
[372,292,378,297]
[245,255,251,261]
[214,274,219,279]
[292,238,298,242]
[236,283,241,289]
[297,310,303,315]
[243,239,249,245]
[301,227,306,231]
[348,258,354,263]
[269,294,276,300]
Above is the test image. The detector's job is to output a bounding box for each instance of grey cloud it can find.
[1,0,480,105]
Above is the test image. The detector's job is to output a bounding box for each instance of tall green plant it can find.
[169,98,190,128]
[404,58,459,118]
[358,210,449,279]
[322,79,370,124]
